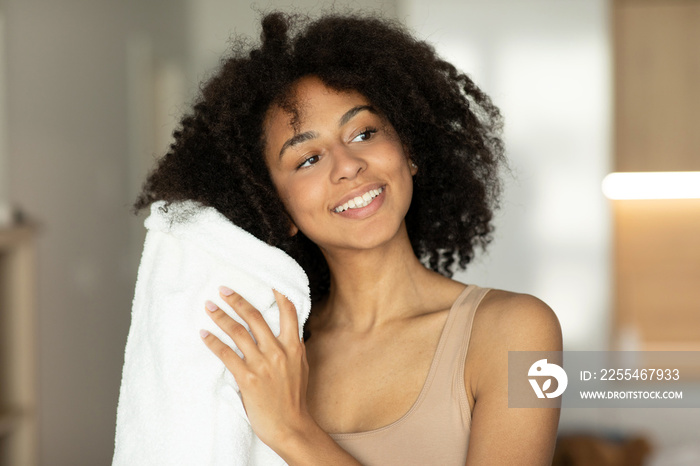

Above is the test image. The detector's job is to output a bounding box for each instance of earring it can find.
[411,161,417,168]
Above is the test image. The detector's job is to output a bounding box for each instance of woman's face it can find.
[263,76,417,253]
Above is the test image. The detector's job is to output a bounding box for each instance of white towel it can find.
[113,200,311,466]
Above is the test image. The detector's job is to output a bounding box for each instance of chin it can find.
[323,219,407,252]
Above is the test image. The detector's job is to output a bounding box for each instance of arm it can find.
[465,292,562,465]
[200,287,362,466]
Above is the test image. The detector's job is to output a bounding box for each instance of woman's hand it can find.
[199,286,313,450]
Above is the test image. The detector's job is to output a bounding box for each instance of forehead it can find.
[267,77,371,130]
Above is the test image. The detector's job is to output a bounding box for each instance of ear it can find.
[408,158,418,176]
[288,219,299,237]
[404,145,418,176]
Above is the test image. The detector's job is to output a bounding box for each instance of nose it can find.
[330,145,367,182]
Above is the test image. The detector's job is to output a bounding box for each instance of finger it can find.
[199,328,248,376]
[205,300,260,359]
[218,286,277,347]
[273,289,300,344]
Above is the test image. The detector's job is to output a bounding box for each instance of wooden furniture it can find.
[613,199,700,349]
[612,0,700,353]
[0,224,37,466]
[614,0,700,172]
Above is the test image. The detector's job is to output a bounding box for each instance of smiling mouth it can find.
[333,187,384,213]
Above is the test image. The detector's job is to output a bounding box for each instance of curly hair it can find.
[134,12,506,302]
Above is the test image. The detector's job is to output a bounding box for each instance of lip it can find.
[333,187,386,219]
[331,183,386,212]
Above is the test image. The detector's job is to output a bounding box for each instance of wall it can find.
[4,0,186,464]
[0,8,8,225]
[400,0,613,351]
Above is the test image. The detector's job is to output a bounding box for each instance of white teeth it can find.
[334,187,384,213]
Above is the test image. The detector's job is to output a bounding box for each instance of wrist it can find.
[268,413,362,465]
[276,412,322,453]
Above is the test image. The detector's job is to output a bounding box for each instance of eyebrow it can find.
[278,105,377,159]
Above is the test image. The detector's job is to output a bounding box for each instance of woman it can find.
[135,12,562,465]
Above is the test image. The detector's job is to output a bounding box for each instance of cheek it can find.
[381,144,413,183]
[278,175,327,228]
[267,173,302,225]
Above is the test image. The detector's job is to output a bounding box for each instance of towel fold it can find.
[113,200,311,466]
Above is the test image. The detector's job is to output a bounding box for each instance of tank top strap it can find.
[421,285,491,427]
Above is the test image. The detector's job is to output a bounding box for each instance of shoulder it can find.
[473,289,562,353]
[464,289,562,402]
[462,290,563,463]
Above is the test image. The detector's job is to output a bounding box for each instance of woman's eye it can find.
[351,128,378,143]
[297,155,320,169]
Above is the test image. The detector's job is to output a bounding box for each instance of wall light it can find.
[602,172,700,200]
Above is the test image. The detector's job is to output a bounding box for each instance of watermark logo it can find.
[510,351,698,408]
[528,359,568,398]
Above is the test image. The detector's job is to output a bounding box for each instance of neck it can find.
[316,223,446,332]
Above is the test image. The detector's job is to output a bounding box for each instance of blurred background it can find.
[0,0,698,464]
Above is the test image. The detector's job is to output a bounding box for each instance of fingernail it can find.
[205,300,218,312]
[199,329,210,339]
[219,285,234,296]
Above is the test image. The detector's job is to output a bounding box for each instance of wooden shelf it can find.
[0,410,20,438]
[0,224,38,466]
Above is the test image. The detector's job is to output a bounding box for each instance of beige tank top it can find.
[329,284,490,466]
